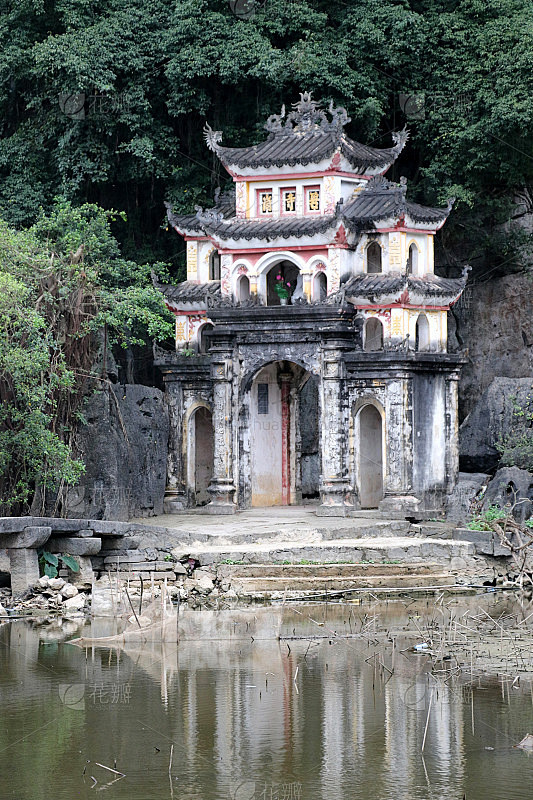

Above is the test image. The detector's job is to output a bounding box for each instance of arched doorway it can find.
[248,361,317,506]
[192,407,213,505]
[357,405,383,508]
[266,260,300,305]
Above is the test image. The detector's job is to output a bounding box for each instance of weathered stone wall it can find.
[63,384,169,520]
[459,377,533,472]
[453,273,533,420]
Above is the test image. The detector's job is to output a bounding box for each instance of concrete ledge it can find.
[452,528,511,557]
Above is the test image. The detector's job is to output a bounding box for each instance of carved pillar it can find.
[163,374,187,513]
[317,346,352,516]
[249,274,258,296]
[207,345,237,514]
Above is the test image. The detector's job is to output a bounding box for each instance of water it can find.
[1,596,533,800]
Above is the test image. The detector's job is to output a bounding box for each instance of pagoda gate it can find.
[155,92,468,516]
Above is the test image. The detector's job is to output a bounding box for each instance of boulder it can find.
[460,377,533,472]
[60,583,79,599]
[195,574,214,593]
[482,467,533,523]
[0,603,7,615]
[63,593,86,611]
[446,472,491,523]
[48,577,65,591]
[60,384,169,520]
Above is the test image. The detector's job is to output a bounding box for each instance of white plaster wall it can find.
[197,241,215,283]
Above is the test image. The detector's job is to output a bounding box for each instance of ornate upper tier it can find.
[204,92,408,175]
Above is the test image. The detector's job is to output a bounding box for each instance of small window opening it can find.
[257,383,269,415]
[366,242,382,274]
[209,251,221,281]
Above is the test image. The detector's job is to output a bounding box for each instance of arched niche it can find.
[313,271,327,301]
[266,260,300,305]
[209,250,221,281]
[198,323,214,355]
[415,313,430,351]
[366,241,382,274]
[407,243,419,276]
[237,274,251,302]
[364,318,384,352]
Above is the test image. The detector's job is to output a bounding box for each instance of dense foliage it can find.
[2,0,533,274]
[0,201,173,513]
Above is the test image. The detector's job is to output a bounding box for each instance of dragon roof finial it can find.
[204,123,223,152]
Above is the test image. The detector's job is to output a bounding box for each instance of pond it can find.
[1,594,533,800]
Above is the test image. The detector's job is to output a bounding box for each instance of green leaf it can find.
[60,554,79,572]
[42,552,59,567]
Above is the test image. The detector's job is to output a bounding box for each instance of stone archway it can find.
[357,404,383,508]
[248,361,317,506]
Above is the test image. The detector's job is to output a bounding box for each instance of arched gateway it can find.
[157,91,468,516]
[247,362,319,507]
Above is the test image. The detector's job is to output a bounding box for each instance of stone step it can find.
[180,519,414,547]
[227,573,454,594]
[172,536,475,568]
[216,562,445,579]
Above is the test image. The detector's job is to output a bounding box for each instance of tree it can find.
[0,200,174,514]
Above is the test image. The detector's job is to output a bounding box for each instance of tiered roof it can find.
[204,92,407,172]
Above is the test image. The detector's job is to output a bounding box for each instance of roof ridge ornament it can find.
[391,126,409,154]
[204,122,223,152]
[263,91,350,136]
[195,205,224,225]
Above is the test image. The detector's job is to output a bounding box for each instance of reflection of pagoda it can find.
[156,92,468,516]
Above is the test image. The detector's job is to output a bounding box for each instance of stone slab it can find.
[47,537,102,556]
[1,526,51,550]
[452,528,511,557]
[103,560,174,571]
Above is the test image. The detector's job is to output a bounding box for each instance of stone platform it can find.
[127,506,485,597]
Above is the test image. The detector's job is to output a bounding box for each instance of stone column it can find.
[163,375,187,513]
[6,525,51,597]
[444,373,460,493]
[379,378,419,515]
[302,273,312,302]
[207,345,237,514]
[317,347,352,516]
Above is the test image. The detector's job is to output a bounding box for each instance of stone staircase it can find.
[215,562,455,598]
[156,513,479,598]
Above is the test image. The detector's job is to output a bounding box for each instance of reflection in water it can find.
[1,598,533,800]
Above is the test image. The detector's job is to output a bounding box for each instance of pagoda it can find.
[155,92,468,516]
